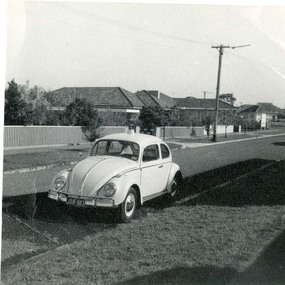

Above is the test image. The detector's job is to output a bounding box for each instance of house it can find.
[238,102,282,129]
[173,96,238,125]
[48,87,241,126]
[48,87,144,114]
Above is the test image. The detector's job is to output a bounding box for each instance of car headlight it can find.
[103,182,117,197]
[55,177,66,190]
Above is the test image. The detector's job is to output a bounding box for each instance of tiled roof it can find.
[136,91,158,107]
[174,97,236,110]
[239,103,282,114]
[256,102,281,113]
[136,90,176,108]
[49,87,144,108]
[239,104,259,113]
[119,88,145,108]
[146,91,176,108]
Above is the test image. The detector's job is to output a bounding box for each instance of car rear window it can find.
[143,144,159,162]
[160,144,170,159]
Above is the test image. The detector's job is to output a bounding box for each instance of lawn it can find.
[2,161,285,285]
[3,147,89,171]
[3,143,182,171]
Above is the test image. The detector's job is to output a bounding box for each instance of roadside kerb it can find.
[3,161,78,175]
[168,132,285,150]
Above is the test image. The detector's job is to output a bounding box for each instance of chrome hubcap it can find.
[125,193,135,217]
[171,180,177,196]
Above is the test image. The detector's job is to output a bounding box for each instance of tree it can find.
[219,93,236,106]
[19,82,51,125]
[139,106,168,132]
[202,114,213,138]
[5,79,27,125]
[63,98,102,142]
[219,93,238,137]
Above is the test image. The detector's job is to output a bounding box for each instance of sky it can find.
[4,0,285,108]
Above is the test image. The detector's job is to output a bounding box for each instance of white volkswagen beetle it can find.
[48,132,182,222]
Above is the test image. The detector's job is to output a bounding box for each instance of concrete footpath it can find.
[165,128,285,149]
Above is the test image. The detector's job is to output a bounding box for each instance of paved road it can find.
[174,134,285,178]
[3,134,285,198]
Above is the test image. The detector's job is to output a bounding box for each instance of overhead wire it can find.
[53,2,216,47]
[224,50,285,95]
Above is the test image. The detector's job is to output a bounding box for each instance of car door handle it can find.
[158,165,164,168]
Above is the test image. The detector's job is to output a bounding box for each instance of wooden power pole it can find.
[211,44,250,142]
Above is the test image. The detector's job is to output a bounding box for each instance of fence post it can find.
[155,127,161,138]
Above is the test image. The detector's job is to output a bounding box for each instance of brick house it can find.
[48,87,144,114]
[173,96,238,126]
[48,87,238,127]
[238,102,283,129]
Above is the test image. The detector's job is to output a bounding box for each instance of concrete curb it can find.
[3,161,78,175]
[169,133,285,150]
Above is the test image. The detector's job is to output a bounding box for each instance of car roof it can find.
[97,132,164,145]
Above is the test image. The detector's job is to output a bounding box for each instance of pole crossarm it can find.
[211,45,230,49]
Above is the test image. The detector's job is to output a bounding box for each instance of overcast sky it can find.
[5,0,285,108]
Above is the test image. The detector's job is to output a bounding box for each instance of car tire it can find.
[118,187,137,223]
[169,172,182,200]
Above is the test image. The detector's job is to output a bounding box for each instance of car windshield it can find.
[90,140,140,161]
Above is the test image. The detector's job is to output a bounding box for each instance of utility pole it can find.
[201,91,213,121]
[201,91,214,99]
[211,44,250,142]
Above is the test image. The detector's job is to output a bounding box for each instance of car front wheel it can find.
[118,187,137,223]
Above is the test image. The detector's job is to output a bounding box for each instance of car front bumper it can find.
[48,190,115,208]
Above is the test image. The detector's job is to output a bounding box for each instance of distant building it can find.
[239,102,282,122]
[173,96,237,125]
[48,87,144,114]
[237,102,285,130]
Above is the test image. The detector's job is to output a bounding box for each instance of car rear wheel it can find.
[118,187,137,223]
[169,172,182,200]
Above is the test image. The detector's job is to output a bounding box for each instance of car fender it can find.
[166,163,181,193]
[50,169,70,191]
[97,168,141,206]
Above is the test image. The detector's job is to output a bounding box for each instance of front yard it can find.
[2,161,285,285]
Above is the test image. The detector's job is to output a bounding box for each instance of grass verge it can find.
[3,143,182,172]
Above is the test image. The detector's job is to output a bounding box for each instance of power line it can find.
[181,57,217,95]
[225,50,285,92]
[54,2,215,46]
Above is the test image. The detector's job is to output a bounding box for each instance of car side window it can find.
[143,144,159,162]
[160,144,170,159]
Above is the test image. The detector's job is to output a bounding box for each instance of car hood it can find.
[68,156,138,196]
